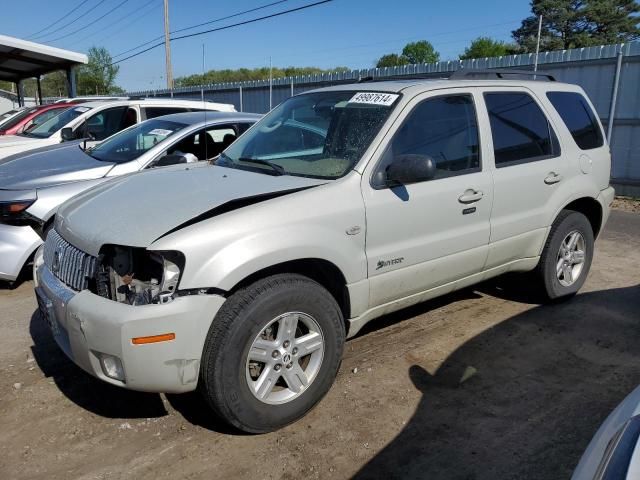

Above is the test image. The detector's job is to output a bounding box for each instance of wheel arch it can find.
[227,258,351,320]
[561,196,603,238]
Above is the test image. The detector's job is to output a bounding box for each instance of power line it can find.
[92,0,162,44]
[46,0,131,43]
[73,0,160,45]
[111,0,334,66]
[173,0,332,42]
[26,0,91,39]
[172,0,288,35]
[113,0,288,59]
[31,0,105,40]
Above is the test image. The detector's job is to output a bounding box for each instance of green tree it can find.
[512,0,640,52]
[460,37,517,59]
[401,40,440,64]
[76,46,121,95]
[375,53,410,68]
[585,0,640,44]
[512,0,588,52]
[175,66,350,87]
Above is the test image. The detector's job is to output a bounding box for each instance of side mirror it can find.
[385,154,436,186]
[155,153,198,167]
[60,127,74,141]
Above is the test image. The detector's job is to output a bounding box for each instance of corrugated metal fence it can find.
[125,41,640,194]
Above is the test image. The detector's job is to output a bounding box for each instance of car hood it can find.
[0,142,114,190]
[56,164,326,256]
[0,134,43,148]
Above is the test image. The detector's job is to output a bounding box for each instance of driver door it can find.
[362,91,493,307]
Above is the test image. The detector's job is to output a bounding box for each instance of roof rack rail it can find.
[448,68,556,81]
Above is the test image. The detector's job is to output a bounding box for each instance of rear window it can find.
[546,91,604,150]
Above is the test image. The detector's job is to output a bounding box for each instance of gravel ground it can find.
[0,209,638,480]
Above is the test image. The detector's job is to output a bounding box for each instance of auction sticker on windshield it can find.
[148,128,174,137]
[349,92,399,106]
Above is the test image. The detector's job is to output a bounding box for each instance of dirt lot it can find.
[1,209,639,480]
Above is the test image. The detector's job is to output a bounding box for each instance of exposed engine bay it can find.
[95,245,183,305]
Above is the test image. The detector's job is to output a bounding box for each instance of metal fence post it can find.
[607,49,624,143]
[239,86,243,112]
[291,79,294,97]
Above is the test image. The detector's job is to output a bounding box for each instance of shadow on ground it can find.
[29,310,167,419]
[29,308,243,434]
[353,284,640,480]
[28,279,640,474]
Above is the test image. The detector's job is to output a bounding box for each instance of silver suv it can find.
[33,71,615,433]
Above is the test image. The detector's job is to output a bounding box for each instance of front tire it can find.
[536,210,594,301]
[200,274,345,433]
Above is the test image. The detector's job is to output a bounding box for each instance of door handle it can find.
[544,172,563,185]
[458,189,484,204]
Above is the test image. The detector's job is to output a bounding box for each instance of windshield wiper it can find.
[237,157,286,176]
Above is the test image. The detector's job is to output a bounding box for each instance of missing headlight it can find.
[95,245,184,306]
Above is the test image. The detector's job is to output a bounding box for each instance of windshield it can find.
[219,91,398,179]
[86,118,187,164]
[24,106,91,138]
[0,108,33,129]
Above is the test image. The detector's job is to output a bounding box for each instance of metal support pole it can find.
[291,78,294,97]
[15,81,22,107]
[534,14,543,73]
[66,67,77,98]
[36,76,43,105]
[239,86,243,112]
[607,49,624,143]
[269,56,272,110]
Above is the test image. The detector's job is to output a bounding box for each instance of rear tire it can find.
[200,273,345,433]
[536,210,594,301]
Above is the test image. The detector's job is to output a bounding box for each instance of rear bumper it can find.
[35,263,225,393]
[0,223,42,281]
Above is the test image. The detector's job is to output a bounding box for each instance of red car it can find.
[0,103,71,136]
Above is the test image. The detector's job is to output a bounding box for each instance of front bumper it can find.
[35,263,226,393]
[0,223,42,281]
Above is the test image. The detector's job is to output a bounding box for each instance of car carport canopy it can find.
[0,34,88,104]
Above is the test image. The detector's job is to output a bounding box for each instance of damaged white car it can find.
[34,73,614,433]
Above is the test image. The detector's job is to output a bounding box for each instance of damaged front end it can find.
[94,245,184,306]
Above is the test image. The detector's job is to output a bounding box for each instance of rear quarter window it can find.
[546,91,604,150]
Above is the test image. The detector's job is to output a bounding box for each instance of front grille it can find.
[43,229,98,291]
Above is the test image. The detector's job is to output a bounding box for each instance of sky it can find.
[0,0,533,91]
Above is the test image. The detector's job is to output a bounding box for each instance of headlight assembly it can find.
[96,245,185,306]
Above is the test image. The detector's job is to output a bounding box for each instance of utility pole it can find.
[163,0,173,90]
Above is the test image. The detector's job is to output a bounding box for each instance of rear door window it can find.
[484,92,559,167]
[143,107,190,119]
[546,91,604,150]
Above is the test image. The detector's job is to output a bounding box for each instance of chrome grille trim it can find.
[43,229,97,291]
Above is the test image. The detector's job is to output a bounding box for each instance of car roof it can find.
[310,78,582,95]
[72,98,235,109]
[151,111,261,125]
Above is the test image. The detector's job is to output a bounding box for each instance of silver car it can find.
[573,385,640,479]
[0,111,259,281]
[34,75,614,433]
